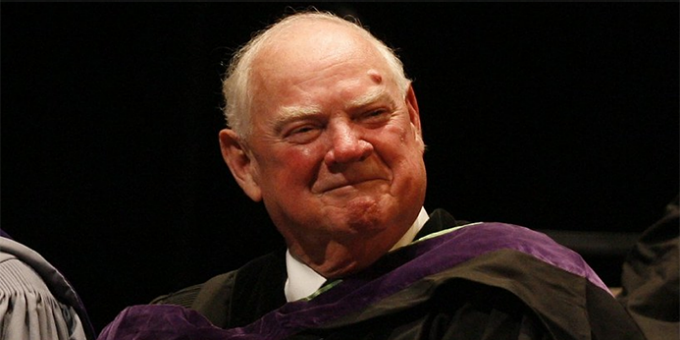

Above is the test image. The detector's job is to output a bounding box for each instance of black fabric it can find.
[150,283,203,309]
[294,281,550,340]
[304,249,644,340]
[151,209,645,339]
[153,209,458,327]
[288,249,645,340]
[228,249,288,328]
[150,251,286,329]
[226,208,461,328]
[617,195,679,340]
[191,271,239,328]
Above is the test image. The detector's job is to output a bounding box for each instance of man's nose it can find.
[324,123,373,166]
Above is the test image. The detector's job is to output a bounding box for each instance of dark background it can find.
[2,3,678,334]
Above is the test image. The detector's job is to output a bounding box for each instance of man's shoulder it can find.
[150,270,238,308]
[149,249,287,328]
[150,270,240,328]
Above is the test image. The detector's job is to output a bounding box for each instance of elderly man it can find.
[99,11,645,340]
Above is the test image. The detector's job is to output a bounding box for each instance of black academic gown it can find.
[150,209,459,328]
[140,209,645,340]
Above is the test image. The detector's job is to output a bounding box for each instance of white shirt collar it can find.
[284,207,430,302]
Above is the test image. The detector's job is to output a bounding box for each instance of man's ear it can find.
[218,129,263,202]
[405,84,424,150]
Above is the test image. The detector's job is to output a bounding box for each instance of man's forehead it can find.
[278,87,390,117]
[269,87,393,130]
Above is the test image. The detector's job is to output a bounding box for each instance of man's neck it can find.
[284,207,430,302]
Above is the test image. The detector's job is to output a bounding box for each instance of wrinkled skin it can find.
[219,19,426,278]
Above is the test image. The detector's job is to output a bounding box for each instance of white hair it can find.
[221,10,412,139]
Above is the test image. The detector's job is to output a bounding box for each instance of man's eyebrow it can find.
[270,90,394,132]
[346,89,394,110]
[272,105,323,133]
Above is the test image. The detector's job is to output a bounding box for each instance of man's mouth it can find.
[315,177,387,194]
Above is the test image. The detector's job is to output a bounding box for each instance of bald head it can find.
[221,11,411,140]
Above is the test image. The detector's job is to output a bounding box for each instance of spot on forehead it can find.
[367,70,383,84]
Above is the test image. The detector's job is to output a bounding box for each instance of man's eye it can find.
[360,109,390,123]
[291,126,315,135]
[285,125,321,143]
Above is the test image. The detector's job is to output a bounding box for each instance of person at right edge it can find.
[618,194,679,340]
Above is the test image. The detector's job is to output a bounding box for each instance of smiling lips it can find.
[312,166,391,194]
[321,178,387,193]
